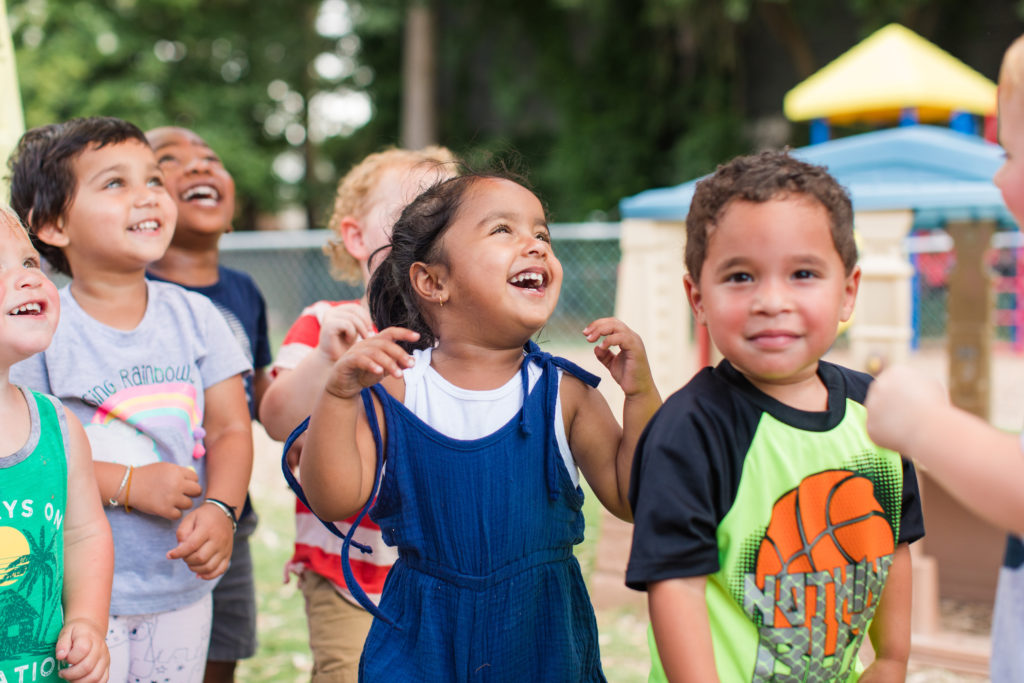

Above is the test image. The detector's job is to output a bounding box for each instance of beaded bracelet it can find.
[108,465,132,507]
[204,498,238,532]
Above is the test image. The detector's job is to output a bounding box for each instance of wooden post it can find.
[946,219,994,419]
[401,2,437,149]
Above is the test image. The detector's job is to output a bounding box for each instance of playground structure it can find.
[612,24,1008,675]
[784,23,997,142]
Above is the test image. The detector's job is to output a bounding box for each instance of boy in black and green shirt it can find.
[626,150,924,681]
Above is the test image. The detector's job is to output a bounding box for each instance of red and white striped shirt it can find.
[274,300,396,606]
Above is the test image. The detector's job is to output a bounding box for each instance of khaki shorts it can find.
[299,570,374,683]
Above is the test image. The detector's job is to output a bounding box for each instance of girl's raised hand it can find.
[324,326,420,399]
[583,317,656,397]
[316,302,375,362]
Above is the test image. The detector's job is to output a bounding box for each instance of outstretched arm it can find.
[301,327,418,521]
[59,412,113,682]
[866,365,1024,535]
[566,318,661,520]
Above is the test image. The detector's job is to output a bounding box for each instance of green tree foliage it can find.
[8,0,346,227]
[9,0,1022,225]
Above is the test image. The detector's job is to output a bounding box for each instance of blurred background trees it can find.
[8,0,1024,227]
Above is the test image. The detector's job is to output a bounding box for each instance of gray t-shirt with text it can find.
[11,280,251,614]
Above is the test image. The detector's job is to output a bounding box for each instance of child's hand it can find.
[316,303,375,362]
[56,617,109,682]
[583,318,656,397]
[166,501,235,580]
[865,365,948,454]
[324,327,419,400]
[130,463,202,520]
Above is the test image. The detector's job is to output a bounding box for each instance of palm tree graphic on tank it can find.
[0,526,59,658]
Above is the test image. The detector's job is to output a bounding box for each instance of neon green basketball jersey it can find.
[627,361,924,682]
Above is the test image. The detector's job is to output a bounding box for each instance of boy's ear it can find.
[684,273,706,325]
[839,265,862,322]
[338,216,371,262]
[409,261,449,307]
[35,216,69,248]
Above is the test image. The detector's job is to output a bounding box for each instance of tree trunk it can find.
[401,1,437,149]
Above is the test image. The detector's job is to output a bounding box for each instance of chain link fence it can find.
[220,223,623,352]
[45,223,1017,355]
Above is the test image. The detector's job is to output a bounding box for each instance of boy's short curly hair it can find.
[324,146,458,283]
[7,116,150,276]
[685,149,857,282]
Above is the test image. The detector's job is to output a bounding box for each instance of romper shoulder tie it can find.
[519,340,600,500]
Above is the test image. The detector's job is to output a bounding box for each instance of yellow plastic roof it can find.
[783,23,996,124]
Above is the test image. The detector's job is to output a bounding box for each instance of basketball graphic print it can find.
[751,470,895,670]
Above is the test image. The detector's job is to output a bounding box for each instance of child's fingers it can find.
[581,317,621,340]
[55,627,72,661]
[182,479,202,499]
[58,636,91,669]
[168,514,199,558]
[376,326,421,344]
[178,535,230,579]
[57,624,108,683]
[347,348,408,381]
[192,553,230,580]
[593,345,614,367]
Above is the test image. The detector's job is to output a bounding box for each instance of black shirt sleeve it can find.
[897,456,926,545]
[626,369,755,590]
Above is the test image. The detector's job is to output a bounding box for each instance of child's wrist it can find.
[203,498,238,532]
[324,384,362,401]
[107,465,133,509]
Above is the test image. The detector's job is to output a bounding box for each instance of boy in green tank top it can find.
[626,151,924,682]
[0,207,113,682]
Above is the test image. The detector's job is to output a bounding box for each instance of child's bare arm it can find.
[260,304,374,440]
[167,374,252,580]
[567,318,661,520]
[867,365,1024,535]
[649,577,720,682]
[58,412,112,682]
[301,327,417,521]
[860,543,912,682]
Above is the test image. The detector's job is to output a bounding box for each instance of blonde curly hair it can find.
[324,146,459,283]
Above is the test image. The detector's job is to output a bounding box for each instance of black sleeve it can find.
[897,456,926,545]
[626,371,754,590]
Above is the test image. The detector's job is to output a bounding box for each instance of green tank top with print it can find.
[0,389,68,682]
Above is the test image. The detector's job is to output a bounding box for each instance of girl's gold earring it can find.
[438,297,445,308]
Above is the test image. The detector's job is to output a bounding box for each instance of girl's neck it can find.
[148,244,220,288]
[429,341,528,391]
[69,272,150,330]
